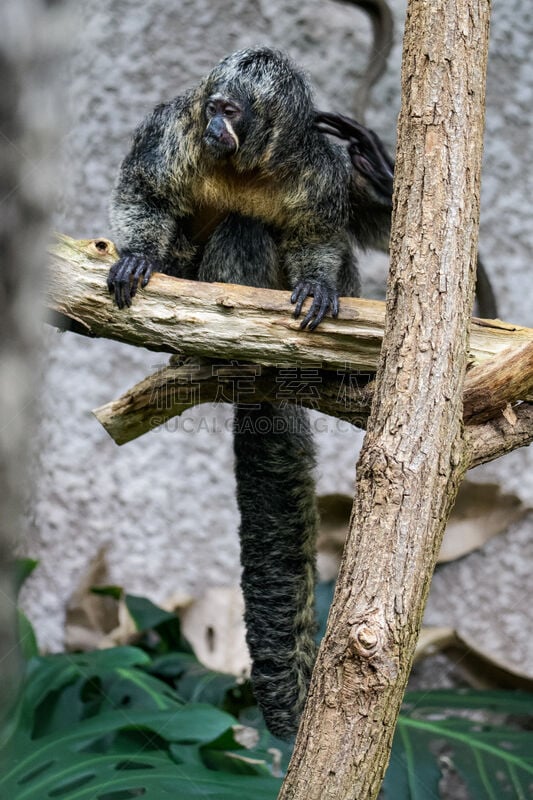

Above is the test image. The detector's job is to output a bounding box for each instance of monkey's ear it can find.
[315,111,394,205]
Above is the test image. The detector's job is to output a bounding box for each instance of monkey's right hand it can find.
[107,253,159,309]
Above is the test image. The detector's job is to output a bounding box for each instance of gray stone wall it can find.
[22,0,532,669]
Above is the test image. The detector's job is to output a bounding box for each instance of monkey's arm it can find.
[108,186,178,307]
[285,160,355,330]
[108,103,188,308]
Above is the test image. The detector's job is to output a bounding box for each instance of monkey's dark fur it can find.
[108,47,391,739]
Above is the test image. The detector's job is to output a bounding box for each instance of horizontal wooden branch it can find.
[93,356,533,469]
[49,235,533,466]
[93,359,374,444]
[465,403,533,468]
[463,341,533,422]
[48,234,533,372]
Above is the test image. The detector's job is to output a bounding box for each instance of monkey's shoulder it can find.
[119,94,196,185]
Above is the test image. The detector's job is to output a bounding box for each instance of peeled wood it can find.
[47,234,533,373]
[463,342,533,422]
[93,360,374,445]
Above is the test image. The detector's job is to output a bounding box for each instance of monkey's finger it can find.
[300,290,322,330]
[107,257,126,294]
[141,263,154,287]
[113,256,135,308]
[331,293,339,317]
[306,290,331,331]
[291,282,312,318]
[291,282,306,305]
[107,267,118,293]
[130,257,153,299]
[300,307,317,330]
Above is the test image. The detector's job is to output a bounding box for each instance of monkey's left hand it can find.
[291,280,339,331]
[107,253,159,309]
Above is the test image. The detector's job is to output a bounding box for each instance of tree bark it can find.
[278,2,491,798]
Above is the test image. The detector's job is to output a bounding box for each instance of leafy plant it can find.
[7,571,533,799]
[1,591,286,799]
[383,690,533,799]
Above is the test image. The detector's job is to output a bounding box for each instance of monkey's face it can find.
[203,94,249,159]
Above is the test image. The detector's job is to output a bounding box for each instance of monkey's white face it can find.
[203,94,246,157]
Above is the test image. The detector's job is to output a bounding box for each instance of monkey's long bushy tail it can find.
[234,402,318,740]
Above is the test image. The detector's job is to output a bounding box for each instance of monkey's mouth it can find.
[203,133,237,158]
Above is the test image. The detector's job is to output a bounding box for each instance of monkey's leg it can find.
[234,403,318,740]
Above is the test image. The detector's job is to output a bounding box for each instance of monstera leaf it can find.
[9,579,533,800]
[0,647,281,800]
[383,690,533,799]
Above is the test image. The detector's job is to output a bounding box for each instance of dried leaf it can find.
[316,494,352,580]
[415,626,456,660]
[416,626,533,690]
[98,597,138,648]
[438,480,526,563]
[169,587,251,676]
[502,403,518,425]
[317,483,526,577]
[64,547,119,651]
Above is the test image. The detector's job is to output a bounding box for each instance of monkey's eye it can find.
[224,105,240,119]
[205,102,217,117]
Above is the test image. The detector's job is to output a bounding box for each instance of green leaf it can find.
[149,652,199,678]
[14,558,39,595]
[64,647,152,672]
[202,747,273,776]
[91,585,123,600]
[143,615,194,655]
[103,668,184,712]
[1,604,283,800]
[314,580,335,643]
[18,610,39,659]
[10,763,281,800]
[149,652,256,720]
[1,702,277,800]
[382,690,533,800]
[18,658,81,735]
[6,648,156,744]
[124,594,176,631]
[176,661,242,706]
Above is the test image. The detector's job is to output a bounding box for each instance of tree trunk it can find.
[278,1,491,798]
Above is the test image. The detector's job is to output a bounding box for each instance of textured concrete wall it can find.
[21,0,533,666]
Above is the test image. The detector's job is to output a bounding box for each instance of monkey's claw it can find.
[107,254,158,308]
[291,280,339,331]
